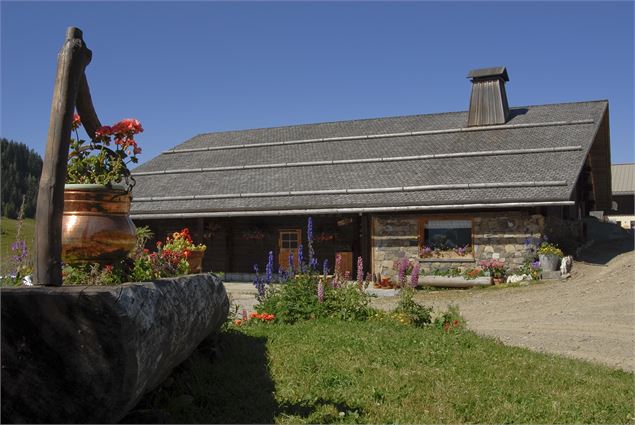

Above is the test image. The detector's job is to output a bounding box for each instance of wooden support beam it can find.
[225,219,233,273]
[35,27,92,286]
[360,214,370,276]
[76,73,102,138]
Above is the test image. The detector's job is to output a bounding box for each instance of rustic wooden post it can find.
[76,72,102,136]
[35,27,93,286]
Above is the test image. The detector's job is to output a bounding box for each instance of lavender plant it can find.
[333,253,342,288]
[298,244,304,273]
[277,266,289,283]
[410,262,420,288]
[265,251,274,285]
[398,257,409,288]
[5,196,32,285]
[288,251,294,276]
[307,217,316,269]
[323,259,330,277]
[317,278,325,303]
[253,264,265,298]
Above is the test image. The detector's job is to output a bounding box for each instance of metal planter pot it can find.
[62,184,136,264]
[538,254,560,271]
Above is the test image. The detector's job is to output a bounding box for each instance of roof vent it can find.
[467,66,510,127]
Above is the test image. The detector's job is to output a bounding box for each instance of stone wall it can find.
[371,211,547,278]
[371,216,420,278]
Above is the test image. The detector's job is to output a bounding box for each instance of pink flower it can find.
[317,278,324,303]
[356,256,364,288]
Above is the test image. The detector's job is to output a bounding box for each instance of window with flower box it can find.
[419,218,474,259]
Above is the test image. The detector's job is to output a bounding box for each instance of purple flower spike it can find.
[265,251,274,285]
[307,217,315,266]
[410,262,420,288]
[317,278,324,303]
[398,257,408,287]
[298,245,304,273]
[253,264,265,297]
[288,251,294,275]
[323,259,330,277]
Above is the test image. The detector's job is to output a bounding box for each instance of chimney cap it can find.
[467,66,509,81]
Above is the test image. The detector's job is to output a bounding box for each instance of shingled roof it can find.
[611,163,635,195]
[130,100,609,218]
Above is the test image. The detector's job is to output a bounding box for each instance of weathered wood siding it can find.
[133,214,364,274]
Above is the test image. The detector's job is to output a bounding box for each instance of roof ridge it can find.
[179,99,608,145]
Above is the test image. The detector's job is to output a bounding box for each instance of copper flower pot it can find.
[62,184,136,264]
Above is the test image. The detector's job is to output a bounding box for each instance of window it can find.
[419,218,473,259]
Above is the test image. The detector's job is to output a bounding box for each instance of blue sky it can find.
[1,1,633,167]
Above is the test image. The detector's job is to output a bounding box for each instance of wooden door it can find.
[278,229,302,271]
[336,251,353,278]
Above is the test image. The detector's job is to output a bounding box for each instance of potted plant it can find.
[536,239,564,271]
[479,259,507,284]
[163,228,207,273]
[62,114,143,264]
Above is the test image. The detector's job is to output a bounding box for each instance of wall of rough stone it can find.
[371,211,547,278]
[371,216,420,279]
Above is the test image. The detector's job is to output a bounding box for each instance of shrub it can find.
[434,304,465,333]
[394,288,432,327]
[255,273,376,324]
[62,262,128,286]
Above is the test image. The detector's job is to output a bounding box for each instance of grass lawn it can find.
[0,217,35,275]
[141,319,634,424]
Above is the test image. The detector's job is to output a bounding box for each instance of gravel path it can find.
[225,238,634,372]
[372,238,635,372]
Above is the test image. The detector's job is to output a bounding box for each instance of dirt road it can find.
[225,238,634,372]
[372,238,635,372]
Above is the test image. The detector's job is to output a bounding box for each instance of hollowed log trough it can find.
[1,273,229,423]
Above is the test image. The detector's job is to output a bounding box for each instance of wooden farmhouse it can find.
[606,163,635,230]
[130,67,612,280]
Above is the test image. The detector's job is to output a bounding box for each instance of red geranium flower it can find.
[72,114,81,130]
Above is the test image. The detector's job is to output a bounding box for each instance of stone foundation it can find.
[372,211,548,279]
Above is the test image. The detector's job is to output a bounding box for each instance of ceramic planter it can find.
[187,250,205,273]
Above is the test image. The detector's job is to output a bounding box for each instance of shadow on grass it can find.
[131,330,363,424]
